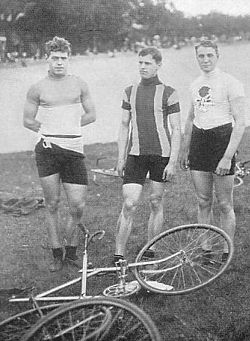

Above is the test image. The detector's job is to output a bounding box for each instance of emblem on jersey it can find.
[195,86,212,112]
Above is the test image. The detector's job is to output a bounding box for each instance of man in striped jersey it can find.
[114,47,181,263]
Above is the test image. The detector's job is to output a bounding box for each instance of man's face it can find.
[138,54,161,79]
[196,46,218,73]
[47,51,69,76]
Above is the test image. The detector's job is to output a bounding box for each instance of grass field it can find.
[1,43,250,340]
[1,42,250,153]
[0,127,250,340]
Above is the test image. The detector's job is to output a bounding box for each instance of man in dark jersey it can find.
[114,47,181,263]
[23,37,96,271]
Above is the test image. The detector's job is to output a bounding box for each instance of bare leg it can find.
[115,183,142,257]
[190,170,214,250]
[213,174,235,252]
[190,170,214,225]
[63,183,87,247]
[147,181,165,243]
[40,173,61,248]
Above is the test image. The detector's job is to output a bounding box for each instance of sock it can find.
[114,254,124,261]
[65,246,77,260]
[52,247,63,259]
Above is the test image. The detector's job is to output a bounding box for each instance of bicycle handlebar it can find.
[88,230,105,244]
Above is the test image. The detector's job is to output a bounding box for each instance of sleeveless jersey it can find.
[190,68,245,130]
[122,76,180,157]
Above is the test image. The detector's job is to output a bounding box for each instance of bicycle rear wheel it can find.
[0,304,59,341]
[21,297,162,341]
[134,224,233,295]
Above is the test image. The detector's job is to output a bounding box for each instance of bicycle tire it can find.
[0,304,59,341]
[234,175,243,187]
[241,160,250,167]
[134,224,233,295]
[21,297,162,341]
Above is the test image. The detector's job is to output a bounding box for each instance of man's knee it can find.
[217,199,233,214]
[197,195,213,211]
[123,198,138,216]
[69,201,85,217]
[46,197,60,213]
[149,194,163,212]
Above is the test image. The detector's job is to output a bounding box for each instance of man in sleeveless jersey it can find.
[114,47,181,263]
[180,40,246,260]
[23,37,96,271]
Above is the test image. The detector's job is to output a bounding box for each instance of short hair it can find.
[45,36,71,56]
[195,40,219,57]
[138,47,162,64]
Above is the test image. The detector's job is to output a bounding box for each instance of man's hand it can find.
[162,162,176,182]
[180,151,190,171]
[116,159,126,177]
[215,157,232,176]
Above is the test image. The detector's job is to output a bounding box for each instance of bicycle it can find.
[91,157,119,185]
[20,296,162,341]
[1,222,233,340]
[234,159,250,187]
[0,296,161,341]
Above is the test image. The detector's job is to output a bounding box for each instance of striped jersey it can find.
[122,76,180,157]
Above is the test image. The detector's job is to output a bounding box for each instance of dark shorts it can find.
[35,139,88,185]
[188,123,235,175]
[123,155,170,185]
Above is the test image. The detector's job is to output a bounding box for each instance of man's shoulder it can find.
[123,85,134,98]
[124,84,134,91]
[27,77,46,94]
[160,82,177,92]
[68,74,84,82]
[68,74,88,90]
[220,70,242,85]
[190,75,203,87]
[159,82,178,101]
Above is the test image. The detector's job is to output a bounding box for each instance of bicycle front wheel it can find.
[21,297,162,341]
[134,224,233,295]
[0,304,59,341]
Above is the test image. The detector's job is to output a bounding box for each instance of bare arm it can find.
[216,96,246,175]
[162,112,181,181]
[180,103,194,170]
[168,112,181,165]
[80,82,96,126]
[116,109,131,176]
[23,91,41,133]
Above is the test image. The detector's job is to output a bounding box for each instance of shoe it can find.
[141,249,155,260]
[49,257,63,272]
[64,255,82,269]
[221,252,229,262]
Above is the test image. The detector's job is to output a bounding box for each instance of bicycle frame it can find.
[9,224,182,303]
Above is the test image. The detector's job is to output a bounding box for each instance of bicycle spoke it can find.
[22,297,161,341]
[0,305,59,341]
[134,224,233,295]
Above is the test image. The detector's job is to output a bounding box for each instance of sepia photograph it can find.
[0,1,250,340]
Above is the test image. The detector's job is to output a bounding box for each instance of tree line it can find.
[0,0,250,57]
